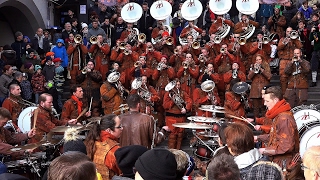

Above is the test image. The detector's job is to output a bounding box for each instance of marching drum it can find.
[292,105,320,131]
[18,106,37,133]
[299,120,320,157]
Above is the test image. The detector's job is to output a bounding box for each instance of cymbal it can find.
[51,125,83,133]
[187,116,220,123]
[199,108,225,113]
[172,123,212,129]
[87,117,101,122]
[11,143,40,151]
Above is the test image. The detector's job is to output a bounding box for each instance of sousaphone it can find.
[181,0,203,21]
[121,2,143,23]
[201,80,215,92]
[150,0,172,20]
[131,78,143,89]
[165,80,177,92]
[209,0,232,15]
[178,24,200,45]
[236,0,259,15]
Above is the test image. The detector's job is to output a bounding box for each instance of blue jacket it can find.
[298,6,313,20]
[52,39,68,68]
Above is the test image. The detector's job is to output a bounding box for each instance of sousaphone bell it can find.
[209,0,232,15]
[150,0,172,20]
[181,0,203,21]
[121,2,143,23]
[236,0,259,15]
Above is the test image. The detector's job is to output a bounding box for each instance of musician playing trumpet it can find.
[88,34,110,80]
[110,40,125,61]
[119,22,135,43]
[182,35,201,57]
[169,45,184,72]
[127,55,154,84]
[145,42,162,69]
[224,62,246,90]
[130,76,160,114]
[67,34,88,85]
[277,27,303,94]
[153,31,174,57]
[248,55,272,118]
[180,21,203,39]
[209,15,234,36]
[177,53,199,96]
[163,79,192,149]
[115,43,139,72]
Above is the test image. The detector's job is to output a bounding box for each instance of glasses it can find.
[301,163,319,175]
[115,124,123,129]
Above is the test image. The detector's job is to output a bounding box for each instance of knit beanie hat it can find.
[247,161,284,180]
[63,127,87,155]
[135,149,177,180]
[46,52,54,57]
[35,65,42,72]
[115,145,148,178]
[24,62,33,69]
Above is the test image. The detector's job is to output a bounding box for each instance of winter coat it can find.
[20,80,33,101]
[31,73,46,93]
[52,45,68,68]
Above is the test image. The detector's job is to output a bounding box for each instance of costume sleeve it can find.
[61,101,72,122]
[105,145,122,175]
[176,66,185,78]
[67,45,76,55]
[110,49,119,61]
[80,44,88,54]
[149,86,160,102]
[184,91,193,111]
[100,84,118,102]
[225,92,241,110]
[167,67,176,79]
[4,128,28,145]
[100,44,110,55]
[224,72,232,83]
[163,92,175,110]
[188,66,199,79]
[193,89,209,107]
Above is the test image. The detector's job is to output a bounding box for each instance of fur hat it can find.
[135,149,177,180]
[115,145,148,178]
[247,161,285,180]
[63,127,87,155]
[35,65,42,72]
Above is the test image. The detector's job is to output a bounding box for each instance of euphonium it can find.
[192,41,200,49]
[119,42,126,49]
[74,34,82,44]
[157,62,165,71]
[292,56,298,61]
[213,35,222,44]
[90,36,98,44]
[166,37,173,45]
[262,35,270,44]
[138,33,146,43]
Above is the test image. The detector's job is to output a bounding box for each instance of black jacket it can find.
[11,40,26,67]
[138,10,155,30]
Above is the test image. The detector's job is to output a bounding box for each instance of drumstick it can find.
[226,114,255,127]
[88,97,93,112]
[75,107,88,121]
[33,109,39,129]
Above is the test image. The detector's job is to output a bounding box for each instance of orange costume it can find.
[145,51,162,69]
[176,65,199,96]
[100,81,123,115]
[193,87,220,116]
[180,26,203,38]
[88,44,110,81]
[61,96,88,123]
[92,131,121,180]
[130,85,160,114]
[224,91,246,122]
[209,18,234,35]
[169,53,184,72]
[115,51,139,73]
[67,44,88,84]
[2,95,24,126]
[163,89,192,149]
[223,69,246,88]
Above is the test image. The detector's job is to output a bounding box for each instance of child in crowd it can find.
[20,73,33,102]
[52,39,68,78]
[31,65,46,104]
[53,58,65,113]
[42,52,56,82]
[21,62,34,81]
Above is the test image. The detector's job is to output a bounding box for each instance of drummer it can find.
[29,93,78,143]
[61,85,91,125]
[0,107,36,158]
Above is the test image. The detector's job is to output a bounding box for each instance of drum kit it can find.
[173,105,227,160]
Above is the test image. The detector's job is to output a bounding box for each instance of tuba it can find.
[213,21,231,44]
[121,3,143,23]
[201,80,216,105]
[90,36,98,44]
[165,81,185,110]
[74,34,83,44]
[107,72,129,99]
[179,24,200,45]
[131,78,154,106]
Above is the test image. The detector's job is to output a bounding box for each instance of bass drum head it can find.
[299,121,320,157]
[18,107,37,133]
[294,109,320,130]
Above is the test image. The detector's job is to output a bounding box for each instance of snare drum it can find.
[194,140,219,160]
[299,121,320,157]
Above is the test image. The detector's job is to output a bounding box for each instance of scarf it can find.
[71,95,83,115]
[100,130,118,142]
[265,99,291,119]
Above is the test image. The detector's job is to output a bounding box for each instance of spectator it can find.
[20,73,33,101]
[0,65,14,106]
[42,52,56,82]
[302,146,320,180]
[299,0,313,20]
[31,65,46,104]
[11,31,26,69]
[168,149,190,180]
[53,58,65,112]
[87,20,107,39]
[61,22,76,42]
[52,39,68,77]
[207,153,241,180]
[246,161,285,180]
[31,28,51,57]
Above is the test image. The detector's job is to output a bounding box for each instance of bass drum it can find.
[293,108,320,131]
[299,121,320,157]
[194,140,219,160]
[18,106,37,133]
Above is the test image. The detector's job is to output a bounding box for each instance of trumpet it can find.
[239,37,246,45]
[157,62,166,71]
[253,63,261,73]
[124,49,130,55]
[192,41,200,49]
[174,48,178,54]
[166,37,174,45]
[147,45,153,51]
[292,56,298,61]
[232,69,238,78]
[90,36,98,44]
[198,54,205,62]
[290,30,299,40]
[134,61,142,68]
[220,48,226,54]
[74,34,82,44]
[138,33,146,43]
[119,42,126,50]
[182,61,189,69]
[82,67,88,74]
